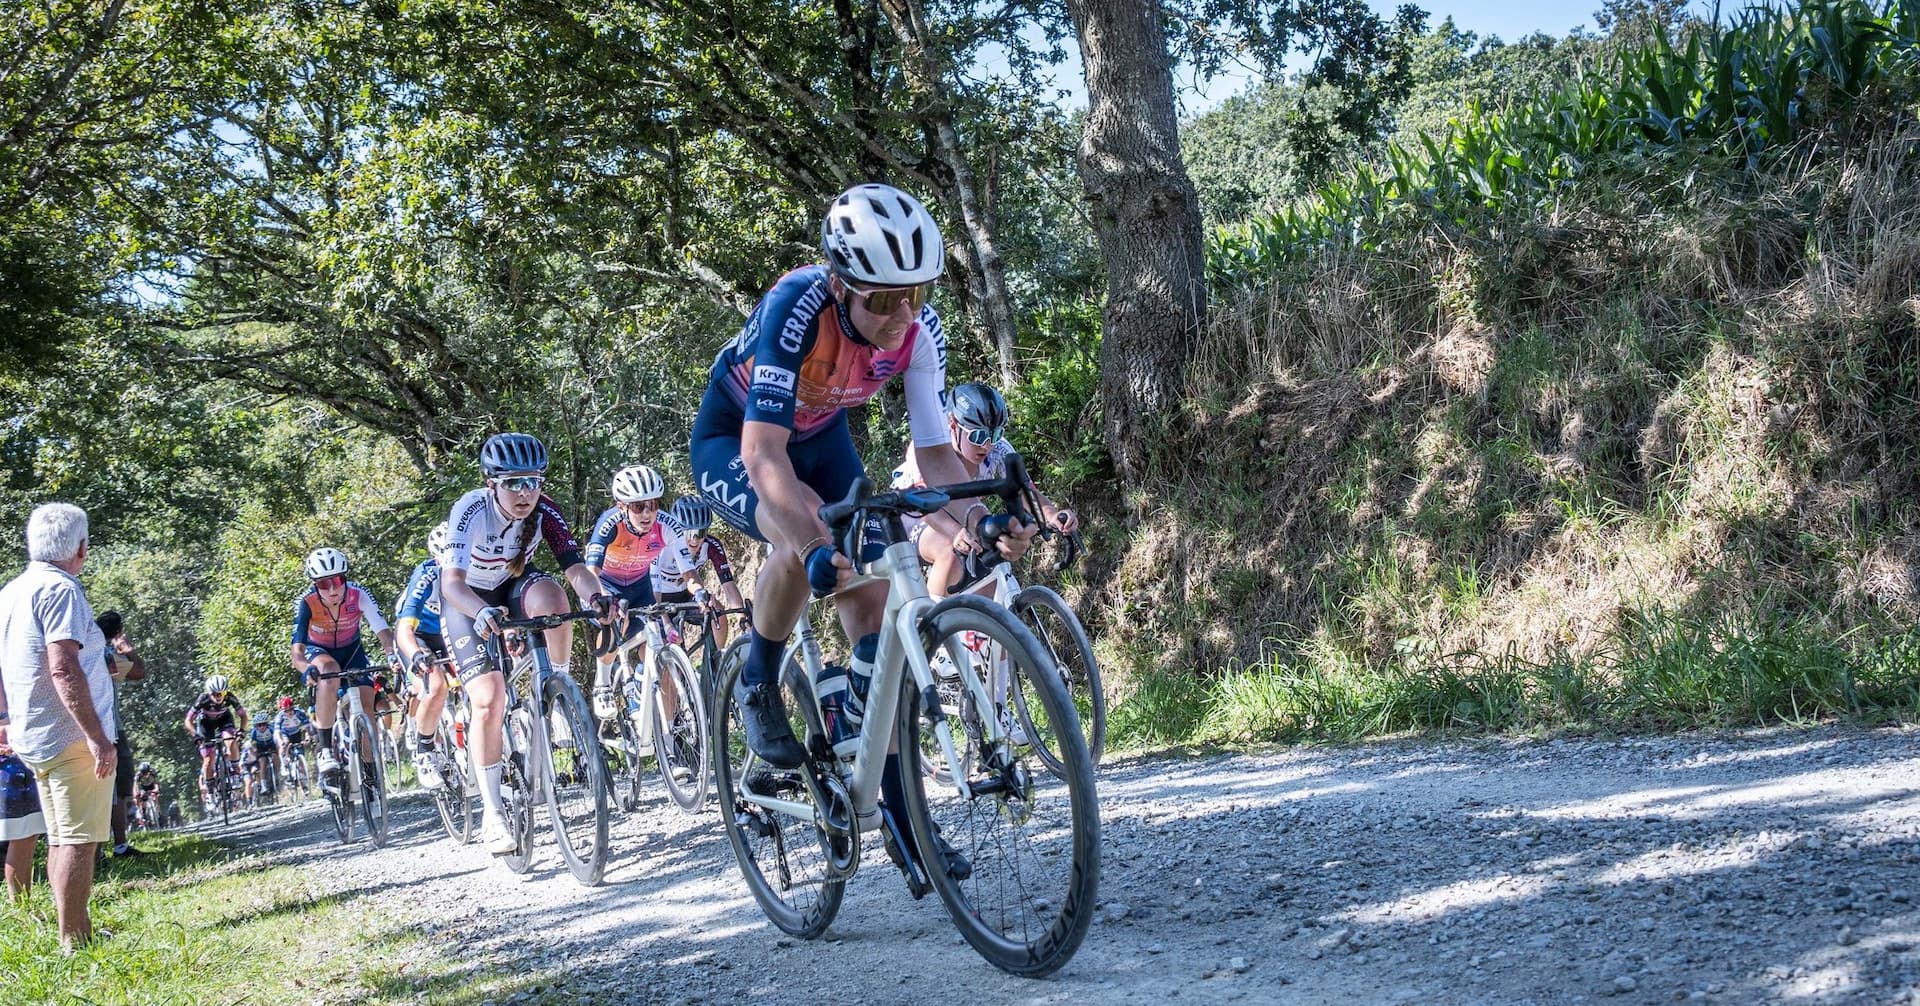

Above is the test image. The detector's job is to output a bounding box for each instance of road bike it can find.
[597,600,710,812]
[483,609,612,886]
[282,740,311,801]
[948,528,1105,775]
[712,455,1099,977]
[314,666,391,847]
[205,731,242,825]
[421,652,474,845]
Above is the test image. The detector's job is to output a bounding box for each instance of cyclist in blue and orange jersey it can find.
[441,433,613,856]
[649,496,747,648]
[690,183,1035,882]
[891,382,1080,598]
[183,673,244,807]
[583,464,697,721]
[289,547,396,787]
[394,522,454,790]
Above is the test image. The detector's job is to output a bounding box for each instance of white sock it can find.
[553,660,571,680]
[479,762,506,822]
[593,659,614,691]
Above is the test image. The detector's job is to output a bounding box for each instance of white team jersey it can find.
[889,437,1016,490]
[444,488,584,593]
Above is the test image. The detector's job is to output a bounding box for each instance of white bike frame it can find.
[742,539,1005,831]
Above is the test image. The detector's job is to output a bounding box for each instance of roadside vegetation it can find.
[1090,0,1920,747]
[0,830,516,1005]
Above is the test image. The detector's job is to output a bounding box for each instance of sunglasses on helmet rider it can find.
[845,281,932,315]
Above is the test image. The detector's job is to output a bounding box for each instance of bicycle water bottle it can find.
[815,663,862,759]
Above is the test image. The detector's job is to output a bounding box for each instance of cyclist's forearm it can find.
[564,564,603,607]
[722,582,745,609]
[442,569,486,618]
[916,444,982,532]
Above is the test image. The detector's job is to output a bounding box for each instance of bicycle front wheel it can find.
[902,594,1101,977]
[327,737,353,843]
[710,635,845,938]
[652,647,710,811]
[1009,585,1107,774]
[543,674,610,887]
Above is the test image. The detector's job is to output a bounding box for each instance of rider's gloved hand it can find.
[588,592,619,624]
[474,605,507,639]
[1050,508,1080,534]
[804,543,845,598]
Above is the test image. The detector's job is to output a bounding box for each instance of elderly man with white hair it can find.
[0,502,115,952]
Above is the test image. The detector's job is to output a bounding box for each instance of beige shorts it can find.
[24,740,113,846]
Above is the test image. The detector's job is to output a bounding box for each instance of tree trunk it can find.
[1063,0,1208,482]
[877,0,1021,384]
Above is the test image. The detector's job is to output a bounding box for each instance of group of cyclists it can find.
[166,182,1086,963]
[184,677,316,813]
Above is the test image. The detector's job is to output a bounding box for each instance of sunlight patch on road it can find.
[1334,873,1554,924]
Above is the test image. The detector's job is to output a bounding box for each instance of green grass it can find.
[0,830,534,1006]
[1104,613,1920,751]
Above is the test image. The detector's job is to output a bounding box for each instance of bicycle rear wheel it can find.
[501,705,538,874]
[902,594,1100,977]
[431,721,472,844]
[354,714,390,847]
[543,674,610,886]
[612,706,646,812]
[711,635,845,939]
[382,720,415,792]
[652,647,709,811]
[1008,585,1106,774]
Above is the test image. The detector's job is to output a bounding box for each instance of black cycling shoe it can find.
[733,679,806,769]
[931,829,972,882]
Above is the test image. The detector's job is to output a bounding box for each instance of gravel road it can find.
[211,725,1920,1005]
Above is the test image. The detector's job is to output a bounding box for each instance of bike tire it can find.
[652,647,710,811]
[710,635,845,939]
[329,734,354,844]
[217,753,232,826]
[543,674,610,887]
[614,710,646,813]
[1009,585,1107,774]
[351,714,390,847]
[501,704,537,875]
[430,720,472,844]
[381,721,414,792]
[901,594,1100,977]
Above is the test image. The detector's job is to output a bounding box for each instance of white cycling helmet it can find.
[426,521,451,559]
[303,547,348,580]
[610,464,665,503]
[204,673,230,695]
[821,183,945,288]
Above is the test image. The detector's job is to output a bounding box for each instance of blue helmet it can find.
[480,433,548,478]
[670,496,712,532]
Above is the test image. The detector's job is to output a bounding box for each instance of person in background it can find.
[96,610,147,859]
[1,682,46,900]
[0,503,116,951]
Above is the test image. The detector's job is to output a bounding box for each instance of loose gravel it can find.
[212,725,1920,1005]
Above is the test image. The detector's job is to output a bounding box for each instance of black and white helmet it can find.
[669,496,712,532]
[303,547,349,580]
[480,432,548,478]
[942,382,1010,432]
[821,183,944,288]
[610,464,665,503]
[426,522,450,559]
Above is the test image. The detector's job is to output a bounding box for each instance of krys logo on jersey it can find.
[753,366,796,392]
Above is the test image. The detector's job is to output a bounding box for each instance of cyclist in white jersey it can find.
[890,383,1079,597]
[441,433,613,855]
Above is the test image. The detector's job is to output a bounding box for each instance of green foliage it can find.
[1107,612,1920,750]
[1209,0,1920,286]
[1,831,511,1004]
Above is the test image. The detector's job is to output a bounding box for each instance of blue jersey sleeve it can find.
[290,590,313,646]
[584,507,622,568]
[740,269,829,430]
[397,561,442,631]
